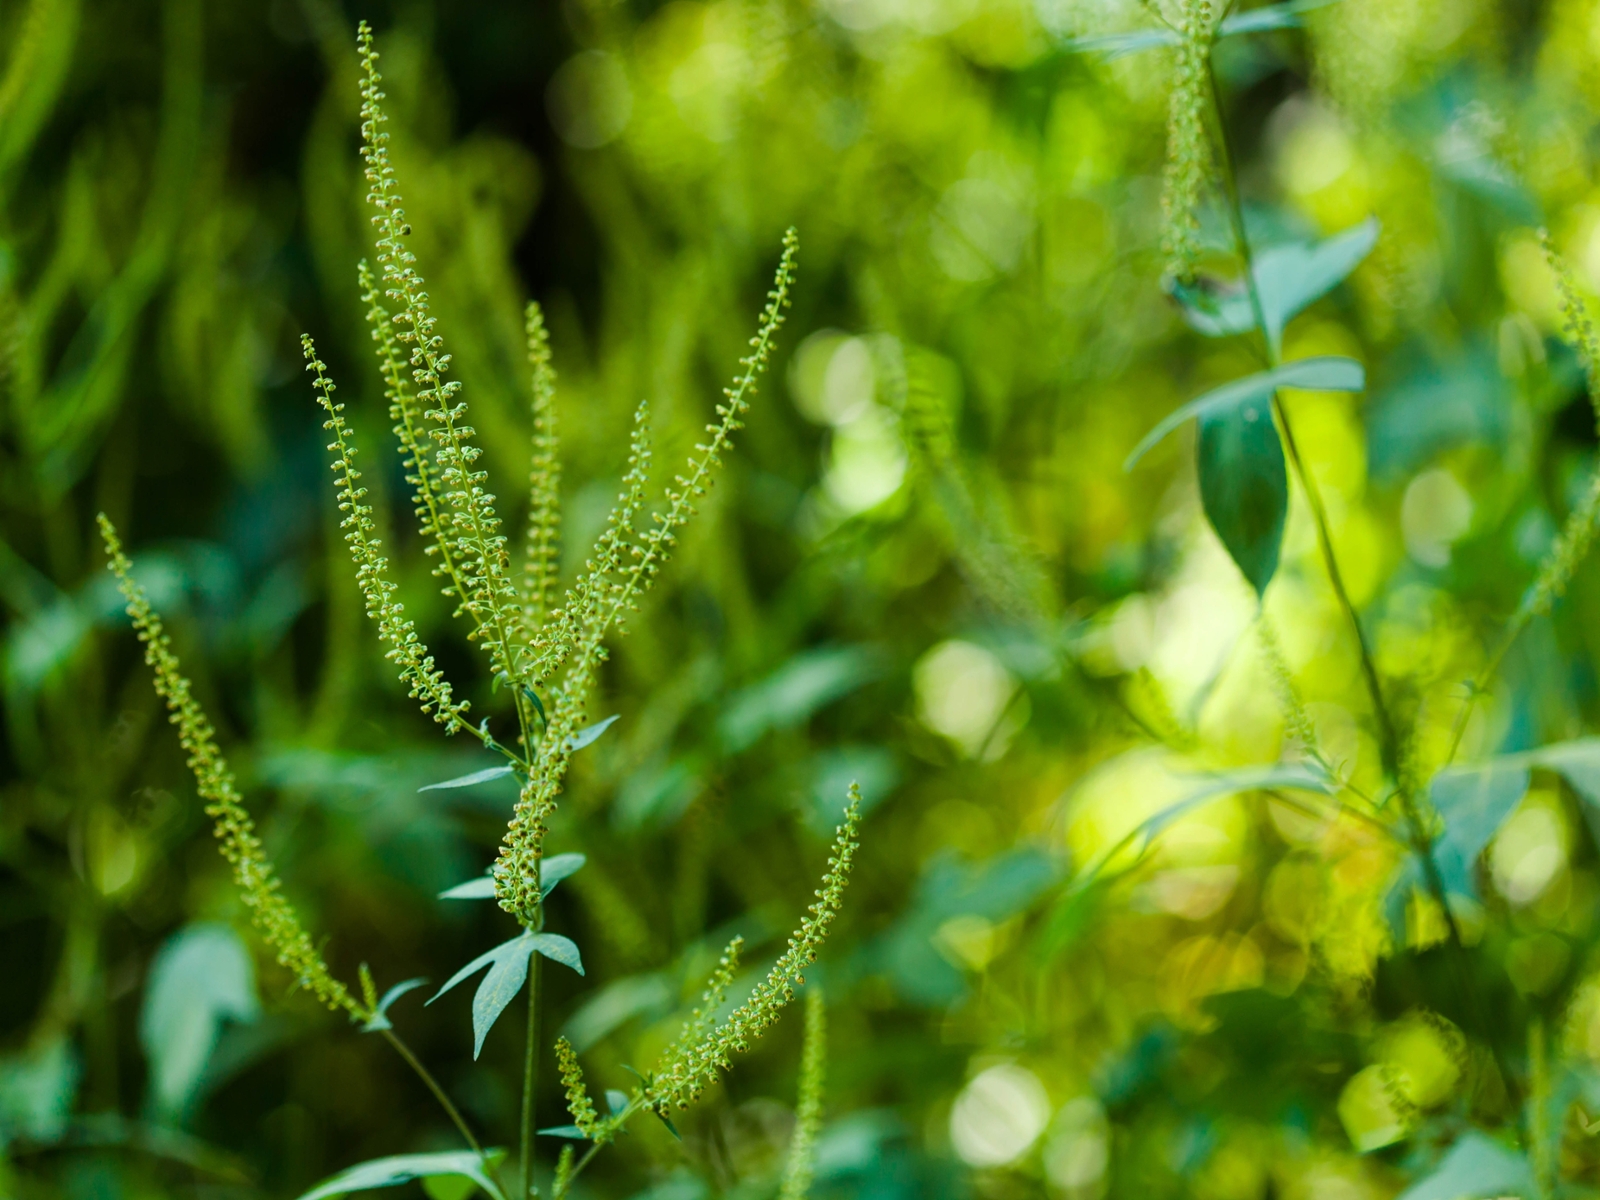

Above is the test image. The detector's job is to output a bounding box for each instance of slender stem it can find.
[556,1099,645,1196]
[381,1029,482,1154]
[1202,51,1518,1099]
[1203,57,1401,781]
[520,946,542,1199]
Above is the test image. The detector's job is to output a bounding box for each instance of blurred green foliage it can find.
[14,1,1600,1199]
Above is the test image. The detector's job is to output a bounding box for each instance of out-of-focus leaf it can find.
[537,1125,590,1139]
[1365,343,1509,480]
[294,1151,507,1200]
[418,765,515,792]
[139,924,260,1119]
[605,1088,629,1114]
[1430,762,1531,898]
[719,645,885,753]
[1125,357,1365,470]
[563,975,674,1052]
[0,1035,80,1147]
[1197,390,1287,595]
[1061,0,1340,58]
[1393,1131,1534,1200]
[1176,218,1380,354]
[565,714,619,753]
[360,978,427,1034]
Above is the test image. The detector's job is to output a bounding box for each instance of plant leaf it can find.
[438,854,585,903]
[427,934,541,1059]
[537,1125,590,1139]
[419,765,515,793]
[541,852,586,894]
[294,1151,507,1200]
[1197,391,1288,596]
[1124,357,1364,470]
[1393,1131,1534,1200]
[361,978,427,1033]
[528,933,585,976]
[1060,0,1340,59]
[1430,762,1531,899]
[1175,218,1380,355]
[565,715,619,753]
[438,877,498,901]
[139,924,260,1119]
[605,1089,630,1115]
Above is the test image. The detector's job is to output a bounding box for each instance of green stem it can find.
[1203,51,1518,1100]
[381,1029,482,1155]
[521,945,542,1199]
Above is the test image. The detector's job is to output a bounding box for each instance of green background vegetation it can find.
[9,1,1600,1198]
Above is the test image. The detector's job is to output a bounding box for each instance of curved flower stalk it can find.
[98,516,363,1019]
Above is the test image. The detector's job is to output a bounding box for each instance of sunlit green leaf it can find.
[438,877,498,901]
[294,1151,506,1200]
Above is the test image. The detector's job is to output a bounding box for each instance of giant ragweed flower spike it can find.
[358,22,524,698]
[304,336,473,737]
[1160,0,1215,285]
[520,300,562,640]
[492,234,798,924]
[647,791,859,1112]
[98,515,363,1018]
[555,1036,601,1139]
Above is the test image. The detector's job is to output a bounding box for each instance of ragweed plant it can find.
[98,18,860,1200]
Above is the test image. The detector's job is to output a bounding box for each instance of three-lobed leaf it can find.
[294,1151,507,1200]
[430,932,585,1058]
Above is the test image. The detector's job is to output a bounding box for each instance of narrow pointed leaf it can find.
[419,765,515,793]
[470,937,538,1059]
[438,877,498,901]
[361,978,427,1033]
[1198,392,1288,596]
[565,715,619,753]
[605,1089,630,1115]
[528,933,584,976]
[294,1151,507,1200]
[537,1125,590,1139]
[541,852,586,894]
[1219,0,1342,36]
[1124,357,1364,470]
